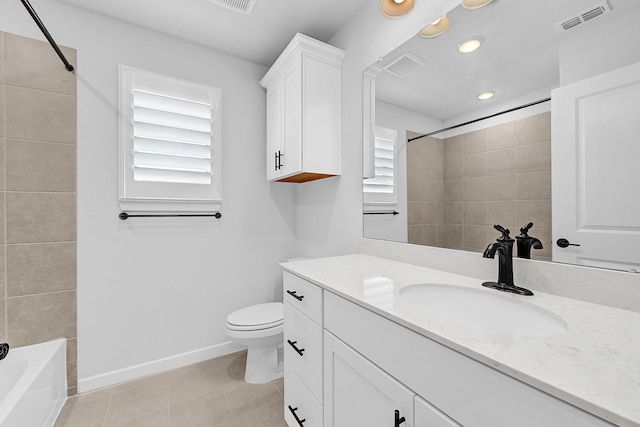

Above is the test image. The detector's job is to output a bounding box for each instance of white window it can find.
[363,126,397,205]
[118,65,221,212]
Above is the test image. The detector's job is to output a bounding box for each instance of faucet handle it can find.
[493,224,512,241]
[519,222,534,237]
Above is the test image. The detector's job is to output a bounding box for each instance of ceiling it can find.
[52,0,370,66]
[373,0,639,123]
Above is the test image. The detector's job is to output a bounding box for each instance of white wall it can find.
[293,0,460,258]
[0,1,297,390]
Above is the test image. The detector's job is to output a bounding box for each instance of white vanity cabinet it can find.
[283,272,324,426]
[260,33,344,183]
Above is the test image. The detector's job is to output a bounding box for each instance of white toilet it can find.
[225,301,284,384]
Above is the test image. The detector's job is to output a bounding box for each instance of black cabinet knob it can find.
[557,238,581,248]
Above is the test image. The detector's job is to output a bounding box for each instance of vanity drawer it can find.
[284,363,323,427]
[283,271,323,325]
[284,301,323,403]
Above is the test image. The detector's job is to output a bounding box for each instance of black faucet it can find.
[0,343,9,361]
[482,225,534,296]
[515,222,543,259]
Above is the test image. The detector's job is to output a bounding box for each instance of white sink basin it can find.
[398,284,567,337]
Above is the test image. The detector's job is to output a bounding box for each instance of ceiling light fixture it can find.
[380,0,415,18]
[418,16,451,38]
[477,91,495,100]
[461,0,494,10]
[458,37,483,53]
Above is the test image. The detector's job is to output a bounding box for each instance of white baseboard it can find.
[77,341,245,393]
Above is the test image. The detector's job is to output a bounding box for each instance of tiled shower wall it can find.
[0,32,77,394]
[408,112,552,260]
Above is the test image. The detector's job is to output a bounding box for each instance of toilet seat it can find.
[226,302,283,331]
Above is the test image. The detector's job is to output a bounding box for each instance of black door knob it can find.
[557,238,581,248]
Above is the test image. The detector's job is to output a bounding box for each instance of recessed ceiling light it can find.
[380,0,415,18]
[478,91,495,100]
[462,0,494,9]
[458,38,483,53]
[418,16,451,38]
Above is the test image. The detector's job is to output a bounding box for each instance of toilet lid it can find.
[226,302,283,330]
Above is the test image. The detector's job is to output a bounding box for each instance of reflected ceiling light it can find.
[477,91,495,100]
[418,16,451,38]
[461,0,494,9]
[380,0,415,18]
[458,37,483,53]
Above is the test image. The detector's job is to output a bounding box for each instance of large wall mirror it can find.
[363,0,640,272]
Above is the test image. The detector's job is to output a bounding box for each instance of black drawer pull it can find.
[395,410,406,427]
[286,290,304,301]
[287,339,305,356]
[288,405,306,426]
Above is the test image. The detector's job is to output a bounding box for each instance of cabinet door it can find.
[280,58,302,178]
[324,331,414,427]
[266,83,282,181]
[415,396,461,427]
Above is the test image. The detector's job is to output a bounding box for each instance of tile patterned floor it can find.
[55,350,287,427]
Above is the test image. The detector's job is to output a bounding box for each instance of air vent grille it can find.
[554,1,611,33]
[210,0,257,15]
[383,53,425,78]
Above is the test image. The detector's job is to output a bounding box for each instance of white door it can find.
[552,61,640,271]
[324,331,414,427]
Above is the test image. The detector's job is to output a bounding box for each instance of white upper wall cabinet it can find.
[260,33,344,183]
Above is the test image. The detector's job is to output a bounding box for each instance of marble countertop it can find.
[281,254,640,427]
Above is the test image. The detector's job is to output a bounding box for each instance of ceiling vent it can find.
[210,0,257,15]
[383,53,425,78]
[554,1,612,33]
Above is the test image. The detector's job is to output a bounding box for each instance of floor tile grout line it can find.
[101,387,115,427]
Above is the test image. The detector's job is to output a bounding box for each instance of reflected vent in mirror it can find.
[554,1,611,33]
[210,0,257,15]
[383,52,424,78]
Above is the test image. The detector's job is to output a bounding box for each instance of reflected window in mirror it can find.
[363,126,397,205]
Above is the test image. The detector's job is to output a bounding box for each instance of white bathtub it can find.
[0,339,67,427]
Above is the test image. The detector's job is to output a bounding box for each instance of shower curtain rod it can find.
[21,0,74,72]
[408,97,551,142]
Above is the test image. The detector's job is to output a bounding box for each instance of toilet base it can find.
[244,342,284,384]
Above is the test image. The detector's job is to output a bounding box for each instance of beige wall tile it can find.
[0,32,4,83]
[487,148,516,176]
[407,154,425,181]
[424,157,441,181]
[422,180,436,202]
[463,129,487,156]
[407,179,422,202]
[516,112,551,146]
[462,177,489,202]
[443,135,462,159]
[0,299,5,342]
[464,225,488,251]
[436,224,446,246]
[0,87,5,137]
[0,194,5,244]
[0,247,4,298]
[444,157,462,180]
[407,201,422,226]
[488,201,517,229]
[517,142,551,172]
[517,170,551,200]
[7,290,76,347]
[488,121,516,151]
[5,33,76,95]
[442,224,463,250]
[408,225,422,245]
[435,202,445,224]
[485,175,516,201]
[7,192,76,243]
[6,139,76,191]
[443,180,462,202]
[517,200,552,229]
[106,373,169,425]
[422,225,437,246]
[435,181,444,203]
[67,338,77,389]
[7,242,76,297]
[5,86,76,144]
[463,153,488,179]
[169,390,231,427]
[444,203,463,224]
[464,202,487,225]
[422,202,437,224]
[435,138,444,160]
[0,139,5,189]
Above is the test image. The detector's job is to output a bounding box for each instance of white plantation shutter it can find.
[119,66,221,211]
[363,127,397,204]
